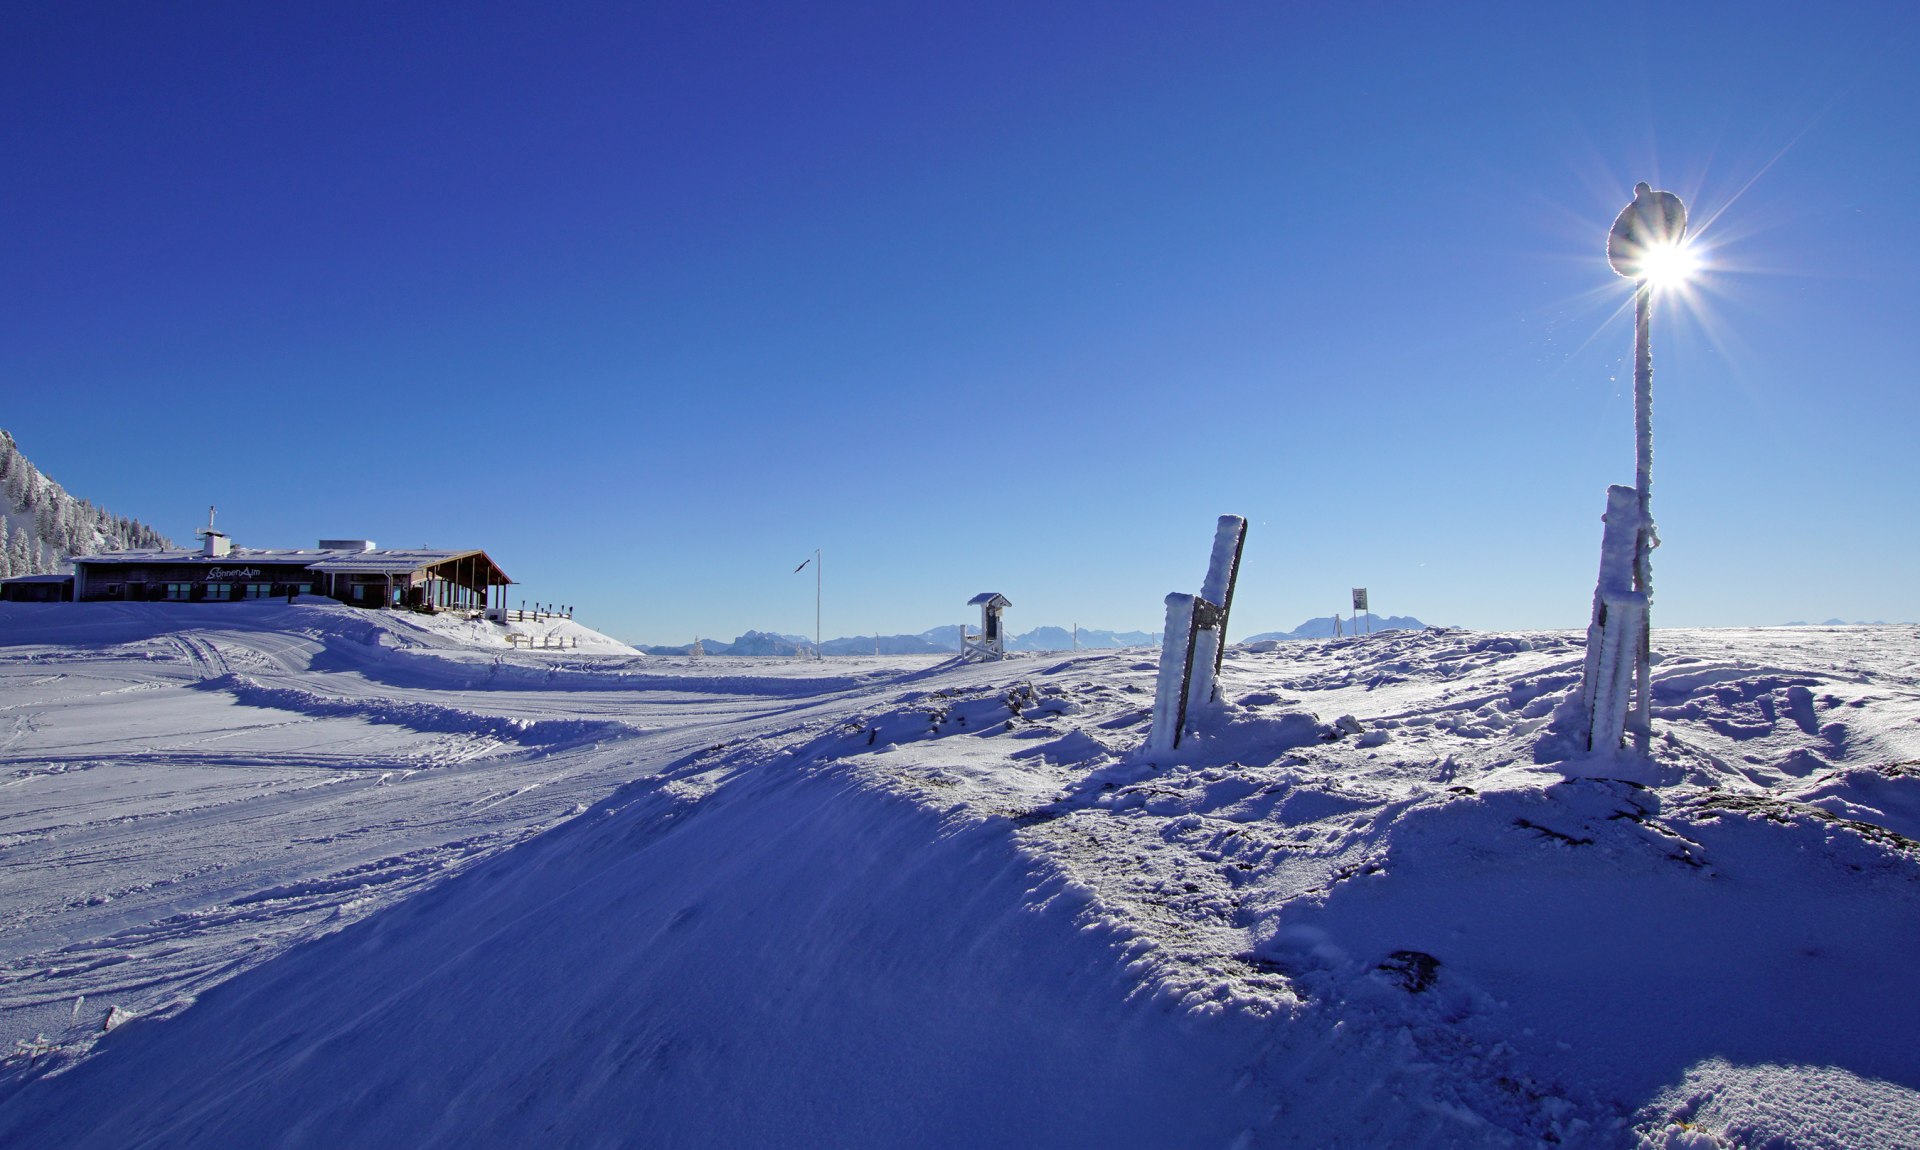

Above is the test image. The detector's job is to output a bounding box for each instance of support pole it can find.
[1187,515,1247,709]
[1147,593,1199,753]
[1630,280,1655,751]
[1148,515,1249,752]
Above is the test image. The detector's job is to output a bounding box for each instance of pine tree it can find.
[10,530,34,576]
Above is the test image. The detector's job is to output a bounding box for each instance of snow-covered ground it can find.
[0,604,1915,1147]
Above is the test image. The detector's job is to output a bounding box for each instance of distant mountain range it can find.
[639,625,1154,657]
[1243,614,1429,642]
[639,628,967,657]
[638,616,1430,656]
[634,631,815,657]
[1009,625,1157,651]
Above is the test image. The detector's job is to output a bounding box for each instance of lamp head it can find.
[1607,183,1690,283]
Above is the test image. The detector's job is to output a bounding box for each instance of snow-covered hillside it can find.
[0,430,171,577]
[0,605,1914,1147]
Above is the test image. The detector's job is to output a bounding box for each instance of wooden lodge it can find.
[68,534,512,614]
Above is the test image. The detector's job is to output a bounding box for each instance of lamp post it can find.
[1606,182,1688,748]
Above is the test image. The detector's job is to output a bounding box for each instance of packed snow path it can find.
[0,604,1916,1148]
[0,605,934,1060]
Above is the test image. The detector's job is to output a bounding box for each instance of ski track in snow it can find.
[0,605,886,1061]
[0,603,1915,1147]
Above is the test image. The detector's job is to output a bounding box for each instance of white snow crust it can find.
[0,604,1915,1147]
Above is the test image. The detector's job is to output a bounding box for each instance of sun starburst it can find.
[1637,237,1703,293]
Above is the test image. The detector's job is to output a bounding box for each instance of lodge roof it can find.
[304,549,493,575]
[967,592,1011,607]
[72,547,510,582]
[74,547,338,565]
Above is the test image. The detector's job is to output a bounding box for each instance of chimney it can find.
[201,531,231,558]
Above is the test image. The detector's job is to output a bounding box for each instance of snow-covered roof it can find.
[967,592,1011,607]
[1,573,74,584]
[72,547,509,581]
[72,548,338,566]
[305,549,495,576]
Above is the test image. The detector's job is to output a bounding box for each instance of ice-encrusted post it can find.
[1584,181,1686,754]
[1146,515,1248,753]
[1146,593,1198,754]
[1580,485,1646,751]
[1186,515,1248,710]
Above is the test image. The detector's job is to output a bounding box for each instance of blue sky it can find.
[4,3,1915,644]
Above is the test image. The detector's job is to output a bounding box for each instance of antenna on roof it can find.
[194,505,231,557]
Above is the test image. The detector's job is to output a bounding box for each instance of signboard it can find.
[1352,588,1368,613]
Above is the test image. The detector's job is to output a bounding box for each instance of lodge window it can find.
[206,583,233,601]
[243,583,273,599]
[166,583,192,601]
[295,584,312,596]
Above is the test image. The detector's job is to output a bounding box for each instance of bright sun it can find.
[1637,239,1700,290]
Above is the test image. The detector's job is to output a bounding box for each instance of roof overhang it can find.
[306,549,510,585]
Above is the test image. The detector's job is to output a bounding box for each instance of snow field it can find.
[0,605,1915,1146]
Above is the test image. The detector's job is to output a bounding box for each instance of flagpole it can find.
[793,550,822,660]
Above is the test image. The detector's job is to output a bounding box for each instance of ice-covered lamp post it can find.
[1581,183,1688,753]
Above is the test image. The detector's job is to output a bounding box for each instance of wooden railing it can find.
[506,633,579,650]
[497,604,573,623]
